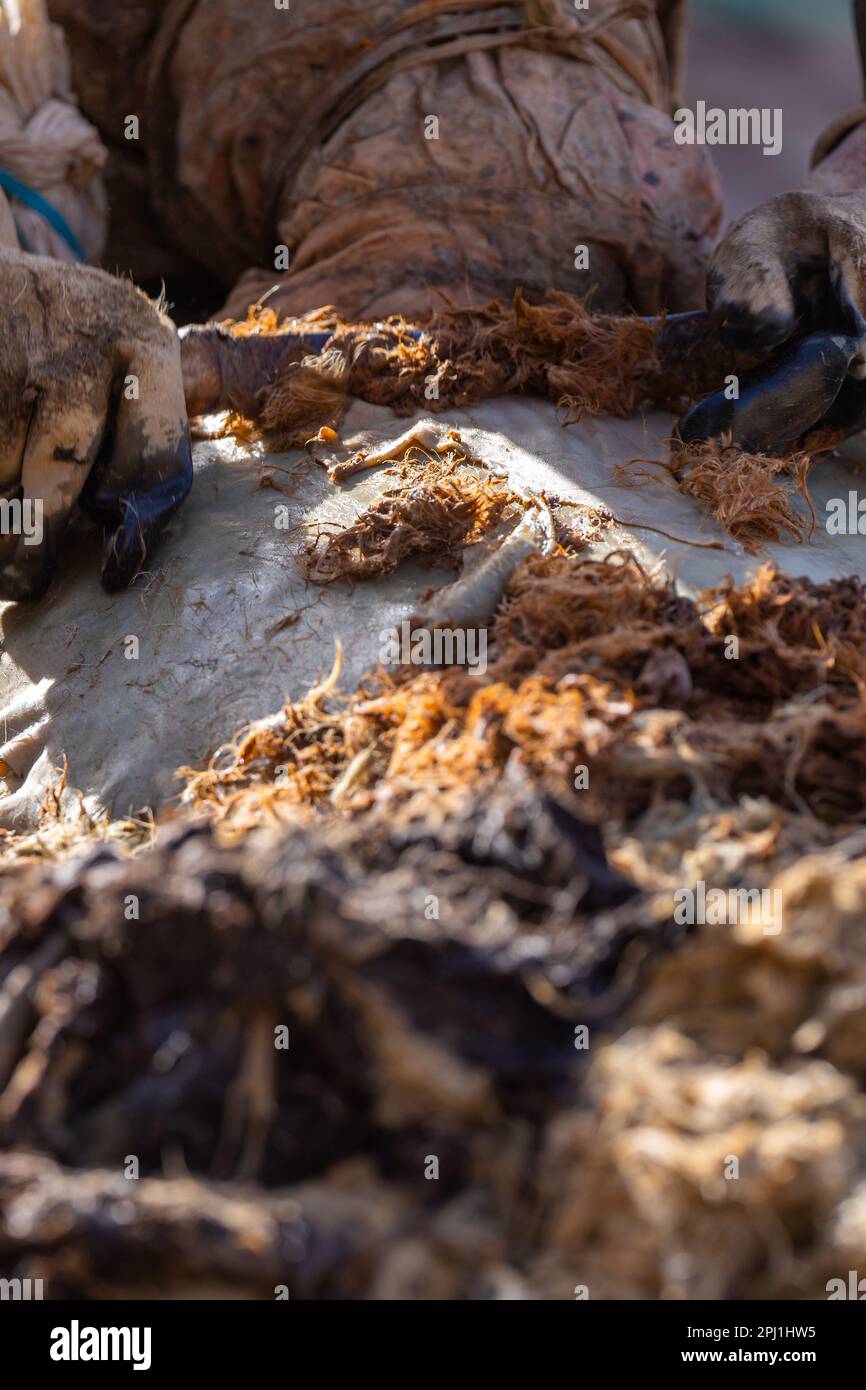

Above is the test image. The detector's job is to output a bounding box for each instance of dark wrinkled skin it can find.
[178,323,332,418]
[0,246,191,600]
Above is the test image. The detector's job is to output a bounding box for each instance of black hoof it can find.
[679,331,859,454]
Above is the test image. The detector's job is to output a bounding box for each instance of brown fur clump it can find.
[181,550,866,835]
[300,465,515,584]
[256,347,350,450]
[487,549,685,684]
[703,562,866,690]
[623,438,827,551]
[674,440,818,550]
[398,292,675,419]
[363,292,737,418]
[225,293,737,445]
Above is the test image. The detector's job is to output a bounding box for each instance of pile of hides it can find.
[48,0,720,319]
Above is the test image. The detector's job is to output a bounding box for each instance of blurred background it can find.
[688,0,861,227]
